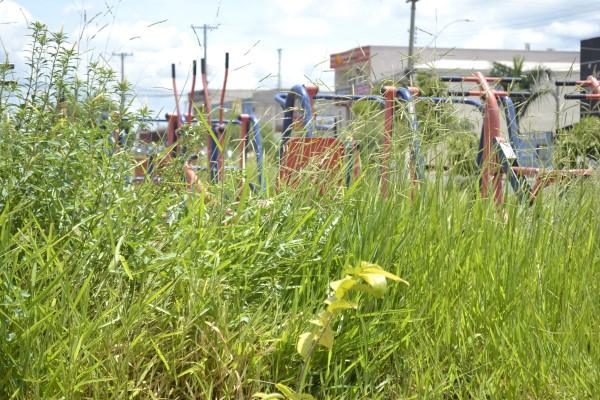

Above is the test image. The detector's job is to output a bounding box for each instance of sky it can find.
[2,0,600,115]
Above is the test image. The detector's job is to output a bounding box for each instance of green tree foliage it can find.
[489,55,555,121]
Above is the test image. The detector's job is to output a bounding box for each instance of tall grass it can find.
[1,23,599,399]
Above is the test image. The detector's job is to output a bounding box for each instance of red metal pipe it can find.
[573,76,600,93]
[201,58,212,170]
[382,86,396,197]
[218,53,229,126]
[408,86,421,96]
[166,113,176,151]
[586,76,600,94]
[474,72,504,204]
[512,166,594,177]
[460,76,514,84]
[187,60,197,124]
[456,90,511,97]
[304,84,318,130]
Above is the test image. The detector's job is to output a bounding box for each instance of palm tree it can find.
[489,55,555,122]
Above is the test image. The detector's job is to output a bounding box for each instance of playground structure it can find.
[100,55,596,207]
[274,84,425,196]
[273,71,595,205]
[126,54,265,194]
[440,72,594,205]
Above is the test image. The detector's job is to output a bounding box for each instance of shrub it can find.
[554,116,600,169]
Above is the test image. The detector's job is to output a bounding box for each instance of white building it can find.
[330,45,581,132]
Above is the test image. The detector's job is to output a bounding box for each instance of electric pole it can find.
[112,52,132,112]
[277,48,282,90]
[191,24,219,77]
[406,0,419,80]
[112,52,133,83]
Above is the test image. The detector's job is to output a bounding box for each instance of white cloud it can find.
[273,0,314,16]
[551,20,597,40]
[275,17,331,38]
[0,1,33,66]
[62,1,94,16]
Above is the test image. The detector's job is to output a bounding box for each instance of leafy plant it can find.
[1,15,599,400]
[254,261,408,399]
[412,71,479,174]
[489,55,555,121]
[554,116,600,168]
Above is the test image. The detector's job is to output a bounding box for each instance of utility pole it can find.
[277,48,282,90]
[112,52,133,83]
[191,24,219,77]
[406,0,419,81]
[112,52,132,113]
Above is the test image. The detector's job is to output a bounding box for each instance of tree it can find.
[489,55,555,122]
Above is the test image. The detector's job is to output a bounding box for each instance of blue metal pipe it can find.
[203,117,265,191]
[278,85,315,169]
[314,93,386,107]
[419,96,486,180]
[498,96,522,151]
[396,88,426,182]
[248,115,266,192]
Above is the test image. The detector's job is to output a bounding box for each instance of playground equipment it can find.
[419,91,551,171]
[274,84,425,196]
[441,72,594,205]
[181,116,265,193]
[386,86,426,194]
[556,74,600,98]
[128,54,265,193]
[191,54,265,192]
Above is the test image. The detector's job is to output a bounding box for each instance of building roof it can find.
[330,45,580,74]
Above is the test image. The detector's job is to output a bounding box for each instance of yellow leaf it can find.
[297,332,315,358]
[91,92,105,103]
[119,255,133,280]
[358,273,387,298]
[343,266,361,275]
[253,393,285,399]
[330,276,357,299]
[275,383,299,398]
[318,325,335,349]
[326,299,358,313]
[319,311,332,327]
[360,264,409,286]
[347,282,378,296]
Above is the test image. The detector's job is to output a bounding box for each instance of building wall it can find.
[581,37,600,78]
[580,37,600,117]
[330,45,581,132]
